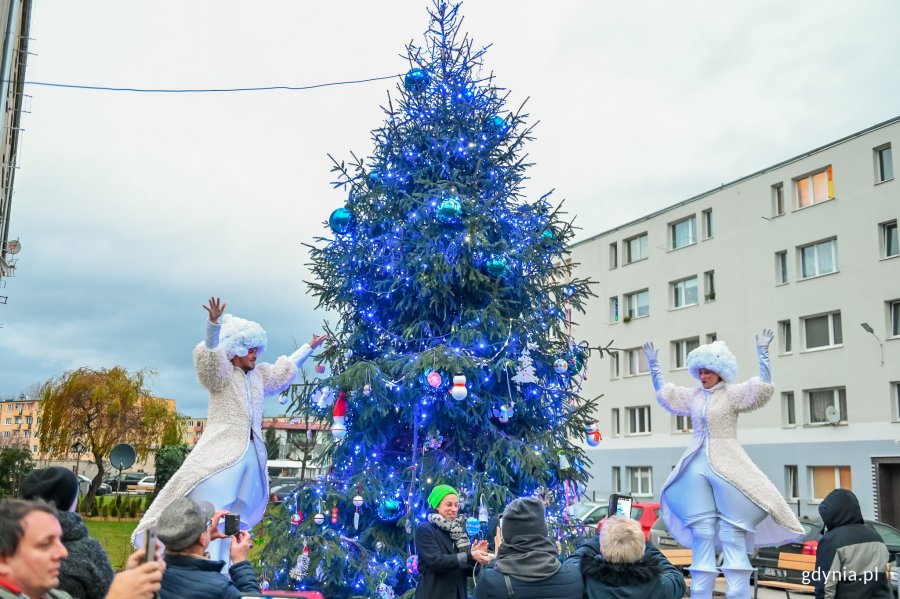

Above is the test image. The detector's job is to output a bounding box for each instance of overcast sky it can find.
[1,1,898,416]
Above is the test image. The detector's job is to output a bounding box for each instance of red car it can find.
[597,501,661,540]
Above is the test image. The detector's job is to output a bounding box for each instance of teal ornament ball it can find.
[376,498,404,522]
[367,170,381,189]
[436,196,463,224]
[328,207,355,234]
[484,254,509,277]
[404,68,430,93]
[541,229,555,241]
[484,115,509,136]
[465,517,481,537]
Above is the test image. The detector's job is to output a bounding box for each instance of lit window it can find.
[775,251,788,284]
[626,406,651,434]
[625,348,649,376]
[672,337,700,369]
[609,296,619,323]
[627,466,653,496]
[786,465,799,499]
[782,391,796,426]
[795,166,834,208]
[671,276,699,308]
[702,209,713,239]
[624,233,648,264]
[810,465,851,500]
[609,242,618,269]
[611,408,620,436]
[772,183,785,216]
[799,238,837,278]
[890,300,900,337]
[802,311,842,349]
[670,216,697,249]
[612,467,622,493]
[876,145,894,183]
[704,271,715,301]
[881,221,898,258]
[624,289,649,319]
[806,387,847,424]
[779,319,792,354]
[675,415,692,433]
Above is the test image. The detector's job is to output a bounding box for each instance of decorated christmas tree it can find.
[258,2,597,597]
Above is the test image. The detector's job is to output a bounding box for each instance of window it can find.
[609,242,618,269]
[673,337,700,369]
[706,332,717,343]
[624,289,649,319]
[626,405,651,434]
[775,251,788,284]
[772,183,785,216]
[876,145,894,183]
[611,408,620,436]
[5,404,9,411]
[795,166,834,208]
[2,432,8,438]
[612,467,622,493]
[625,348,649,376]
[671,276,698,308]
[802,311,842,349]
[702,209,713,239]
[892,382,900,421]
[806,387,847,424]
[779,320,792,353]
[882,220,898,258]
[624,233,648,264]
[25,416,31,425]
[3,418,9,425]
[670,216,697,249]
[704,271,715,301]
[799,238,837,278]
[810,466,851,500]
[32,445,38,453]
[24,431,30,439]
[609,296,619,323]
[675,414,692,433]
[891,300,900,337]
[786,465,799,499]
[782,392,796,426]
[627,466,653,496]
[610,353,620,379]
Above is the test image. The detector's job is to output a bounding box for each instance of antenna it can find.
[824,405,840,425]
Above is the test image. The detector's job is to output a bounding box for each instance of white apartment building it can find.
[570,116,900,527]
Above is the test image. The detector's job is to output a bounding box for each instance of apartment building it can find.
[570,117,900,526]
[0,394,40,454]
[180,417,206,448]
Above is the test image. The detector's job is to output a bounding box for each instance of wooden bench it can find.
[755,552,816,597]
[661,548,726,587]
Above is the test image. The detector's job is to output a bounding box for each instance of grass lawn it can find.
[84,520,137,571]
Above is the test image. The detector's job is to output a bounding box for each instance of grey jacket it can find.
[55,511,114,599]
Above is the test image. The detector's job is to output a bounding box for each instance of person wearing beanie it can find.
[577,516,686,599]
[20,468,114,599]
[415,484,491,599]
[642,331,804,599]
[473,497,582,599]
[133,296,326,566]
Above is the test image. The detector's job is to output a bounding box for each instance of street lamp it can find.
[71,440,86,477]
[860,323,885,367]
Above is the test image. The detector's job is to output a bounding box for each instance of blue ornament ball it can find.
[328,207,355,235]
[404,68,430,93]
[367,170,381,189]
[465,517,481,537]
[541,229,555,241]
[484,115,509,136]
[376,497,404,522]
[484,254,509,278]
[435,196,463,224]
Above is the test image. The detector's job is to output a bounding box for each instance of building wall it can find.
[0,396,41,455]
[570,117,900,521]
[180,417,206,448]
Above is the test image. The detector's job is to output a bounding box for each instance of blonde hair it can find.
[600,516,645,563]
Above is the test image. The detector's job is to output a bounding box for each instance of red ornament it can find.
[331,506,339,524]
[314,363,326,374]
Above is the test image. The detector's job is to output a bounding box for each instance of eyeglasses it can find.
[205,519,212,530]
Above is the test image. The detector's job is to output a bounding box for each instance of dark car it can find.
[269,478,303,504]
[77,475,111,496]
[104,471,150,492]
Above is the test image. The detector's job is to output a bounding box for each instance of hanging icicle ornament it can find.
[512,343,539,385]
[406,554,419,575]
[332,391,348,440]
[450,374,467,400]
[375,572,396,599]
[553,358,569,374]
[478,494,489,536]
[288,542,310,580]
[586,423,603,447]
[353,491,364,531]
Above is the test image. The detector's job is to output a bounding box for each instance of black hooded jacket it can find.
[577,538,686,599]
[814,489,891,599]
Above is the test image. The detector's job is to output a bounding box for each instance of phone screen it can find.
[143,527,157,563]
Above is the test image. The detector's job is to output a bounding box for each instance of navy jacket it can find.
[474,559,582,599]
[415,522,476,599]
[577,538,686,599]
[56,511,115,599]
[814,489,891,599]
[160,554,260,599]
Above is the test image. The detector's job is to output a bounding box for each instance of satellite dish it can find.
[824,406,840,424]
[109,443,136,470]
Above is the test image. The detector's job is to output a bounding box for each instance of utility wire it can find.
[18,73,404,94]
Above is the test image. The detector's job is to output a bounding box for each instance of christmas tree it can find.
[258,3,597,597]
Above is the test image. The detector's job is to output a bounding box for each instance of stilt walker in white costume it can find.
[132,297,325,564]
[641,330,803,599]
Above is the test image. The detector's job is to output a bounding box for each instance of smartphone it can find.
[143,527,157,563]
[224,514,241,536]
[607,494,633,519]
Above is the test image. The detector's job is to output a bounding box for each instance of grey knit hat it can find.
[501,497,548,541]
[157,497,215,551]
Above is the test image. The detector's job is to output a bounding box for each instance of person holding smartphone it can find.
[642,331,804,599]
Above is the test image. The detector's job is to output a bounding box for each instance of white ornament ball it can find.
[332,421,347,440]
[553,358,568,374]
[314,513,325,525]
[363,384,372,396]
[450,375,468,400]
[353,494,364,507]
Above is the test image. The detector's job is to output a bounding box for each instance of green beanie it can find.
[427,484,459,510]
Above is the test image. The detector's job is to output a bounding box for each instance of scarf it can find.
[427,513,470,551]
[494,533,561,582]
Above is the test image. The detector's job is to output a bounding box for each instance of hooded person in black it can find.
[814,489,891,599]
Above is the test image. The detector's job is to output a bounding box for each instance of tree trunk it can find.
[84,454,105,512]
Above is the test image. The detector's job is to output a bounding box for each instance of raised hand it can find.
[203,296,226,324]
[209,509,230,541]
[755,328,774,349]
[642,341,658,363]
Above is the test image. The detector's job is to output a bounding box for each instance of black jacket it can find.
[474,559,582,599]
[814,489,891,599]
[159,554,260,599]
[56,511,115,599]
[415,522,476,599]
[577,538,686,599]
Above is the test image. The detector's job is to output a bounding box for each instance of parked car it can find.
[131,476,156,493]
[270,479,303,504]
[77,475,111,497]
[104,471,150,492]
[569,501,608,525]
[595,501,661,540]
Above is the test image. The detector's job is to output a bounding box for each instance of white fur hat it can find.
[219,314,267,359]
[686,340,737,383]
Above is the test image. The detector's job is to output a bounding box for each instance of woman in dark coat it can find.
[415,484,491,599]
